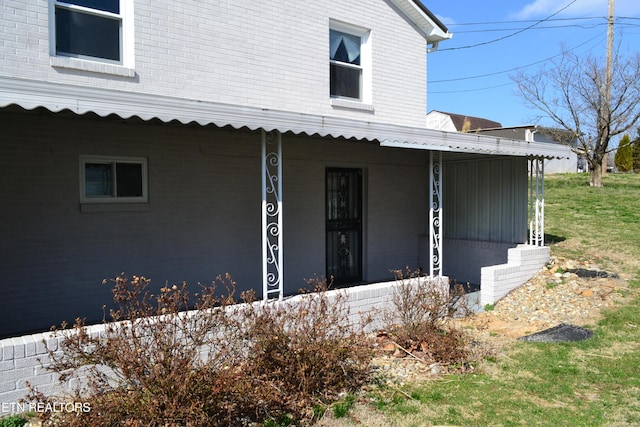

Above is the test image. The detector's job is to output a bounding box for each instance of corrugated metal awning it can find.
[0,76,569,160]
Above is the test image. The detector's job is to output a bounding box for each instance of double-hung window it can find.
[51,0,133,69]
[80,156,148,203]
[330,29,362,100]
[329,22,371,104]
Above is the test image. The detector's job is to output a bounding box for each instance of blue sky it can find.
[423,0,640,128]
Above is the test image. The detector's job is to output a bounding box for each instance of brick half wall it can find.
[0,277,449,415]
[480,244,551,306]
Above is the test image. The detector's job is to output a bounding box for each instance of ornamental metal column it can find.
[262,130,283,300]
[429,151,443,277]
[529,157,545,247]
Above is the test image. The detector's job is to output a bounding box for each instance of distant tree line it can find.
[614,128,640,172]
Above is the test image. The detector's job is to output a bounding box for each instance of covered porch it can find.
[0,76,566,325]
[264,129,554,306]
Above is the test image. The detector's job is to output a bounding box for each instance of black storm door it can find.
[326,168,363,285]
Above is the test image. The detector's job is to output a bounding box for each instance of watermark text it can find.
[1,401,91,414]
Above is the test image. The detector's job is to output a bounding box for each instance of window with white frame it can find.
[51,0,131,64]
[80,156,148,203]
[329,22,371,102]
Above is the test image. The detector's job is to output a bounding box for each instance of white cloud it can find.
[512,0,640,20]
[435,14,456,26]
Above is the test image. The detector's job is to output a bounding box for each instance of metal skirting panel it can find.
[443,157,528,244]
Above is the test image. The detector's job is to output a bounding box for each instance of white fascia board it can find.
[389,0,452,43]
[439,130,572,159]
[0,76,567,159]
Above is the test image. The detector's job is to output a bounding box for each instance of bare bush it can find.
[239,280,374,422]
[29,274,246,426]
[380,268,473,365]
[28,275,374,426]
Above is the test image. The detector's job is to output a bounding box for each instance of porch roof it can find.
[0,75,567,160]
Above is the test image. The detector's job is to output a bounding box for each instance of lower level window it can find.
[80,156,148,203]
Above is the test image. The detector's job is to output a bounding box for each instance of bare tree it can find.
[512,48,640,187]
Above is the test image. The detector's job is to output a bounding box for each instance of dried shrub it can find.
[28,275,374,426]
[380,268,473,366]
[238,279,374,423]
[31,274,247,427]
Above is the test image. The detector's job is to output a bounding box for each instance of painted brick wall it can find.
[1,277,445,415]
[282,134,430,285]
[0,110,264,338]
[440,238,517,286]
[0,109,431,338]
[0,331,61,411]
[0,0,429,127]
[480,244,551,306]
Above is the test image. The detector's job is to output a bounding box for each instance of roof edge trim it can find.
[0,76,568,160]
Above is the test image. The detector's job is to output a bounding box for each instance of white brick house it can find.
[0,0,565,349]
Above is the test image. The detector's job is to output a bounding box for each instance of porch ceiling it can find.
[0,75,568,160]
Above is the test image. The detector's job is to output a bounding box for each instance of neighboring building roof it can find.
[536,126,578,146]
[0,76,568,160]
[432,111,502,132]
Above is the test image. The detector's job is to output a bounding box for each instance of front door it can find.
[326,168,363,285]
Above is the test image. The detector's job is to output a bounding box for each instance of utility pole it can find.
[601,0,614,179]
[605,0,614,105]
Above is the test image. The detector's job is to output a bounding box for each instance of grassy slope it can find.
[544,173,640,276]
[338,173,640,427]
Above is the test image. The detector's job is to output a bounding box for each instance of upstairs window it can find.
[80,156,148,203]
[53,0,124,63]
[329,21,371,105]
[330,29,362,100]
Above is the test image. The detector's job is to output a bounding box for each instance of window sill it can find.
[330,98,374,112]
[80,203,149,213]
[50,56,136,78]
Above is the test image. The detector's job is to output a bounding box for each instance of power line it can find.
[429,32,606,83]
[428,82,514,94]
[449,16,638,34]
[436,0,578,52]
[452,22,605,34]
[446,16,603,27]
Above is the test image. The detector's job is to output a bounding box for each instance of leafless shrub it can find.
[380,268,473,366]
[238,278,374,423]
[29,274,248,426]
[27,274,374,426]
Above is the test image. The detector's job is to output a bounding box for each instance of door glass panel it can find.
[326,169,362,285]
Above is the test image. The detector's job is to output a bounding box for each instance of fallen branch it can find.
[392,341,430,365]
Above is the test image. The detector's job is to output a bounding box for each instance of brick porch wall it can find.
[0,277,449,415]
[480,244,551,306]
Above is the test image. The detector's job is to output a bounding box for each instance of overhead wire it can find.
[428,82,513,94]
[427,29,610,94]
[444,16,604,26]
[448,16,605,33]
[429,32,606,83]
[425,3,629,93]
[436,0,578,51]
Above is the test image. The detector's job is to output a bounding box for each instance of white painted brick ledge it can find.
[480,245,550,306]
[1,277,450,414]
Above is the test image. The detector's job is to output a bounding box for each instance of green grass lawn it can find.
[544,173,640,277]
[327,173,640,427]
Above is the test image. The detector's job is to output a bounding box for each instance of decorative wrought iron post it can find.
[262,130,283,300]
[529,158,545,247]
[429,151,443,277]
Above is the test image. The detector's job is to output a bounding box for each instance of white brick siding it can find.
[0,278,427,414]
[0,0,429,127]
[480,244,551,306]
[0,108,431,338]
